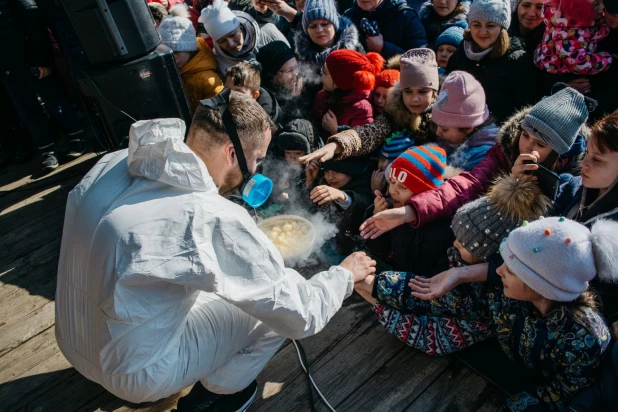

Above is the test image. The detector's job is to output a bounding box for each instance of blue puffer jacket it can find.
[344,0,427,59]
[445,121,499,171]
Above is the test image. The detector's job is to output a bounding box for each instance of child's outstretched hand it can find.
[322,110,339,135]
[373,190,388,215]
[408,268,462,300]
[310,185,345,205]
[354,275,377,304]
[304,159,320,187]
[371,169,386,193]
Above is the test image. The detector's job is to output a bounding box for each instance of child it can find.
[314,50,385,138]
[419,0,469,49]
[373,69,400,116]
[367,145,455,275]
[370,130,414,193]
[305,157,374,254]
[432,71,499,171]
[533,0,613,75]
[158,5,224,113]
[434,26,464,74]
[224,62,283,125]
[309,48,440,160]
[358,214,614,411]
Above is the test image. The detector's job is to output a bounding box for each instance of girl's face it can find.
[387,177,414,208]
[580,135,618,192]
[307,19,336,48]
[432,0,459,17]
[436,44,457,68]
[274,57,300,90]
[402,87,436,114]
[357,0,383,12]
[324,170,352,189]
[435,125,474,146]
[517,0,544,31]
[174,51,192,68]
[453,239,483,265]
[321,64,336,92]
[496,263,544,302]
[217,26,244,54]
[518,129,554,163]
[470,20,502,50]
[285,149,306,169]
[373,87,389,114]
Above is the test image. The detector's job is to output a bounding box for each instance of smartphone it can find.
[523,160,560,200]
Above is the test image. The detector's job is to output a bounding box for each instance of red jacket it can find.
[313,89,374,139]
[406,107,584,228]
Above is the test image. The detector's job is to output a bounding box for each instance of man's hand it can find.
[370,169,385,193]
[322,110,338,135]
[304,159,320,187]
[366,34,384,53]
[292,76,303,96]
[38,67,52,80]
[407,268,462,300]
[360,205,416,239]
[373,190,388,215]
[299,142,341,164]
[310,185,345,205]
[340,251,376,283]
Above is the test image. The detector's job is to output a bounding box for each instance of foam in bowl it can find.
[258,215,316,260]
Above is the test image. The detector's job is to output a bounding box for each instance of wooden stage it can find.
[0,153,506,411]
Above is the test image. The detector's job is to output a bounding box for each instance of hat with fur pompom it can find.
[452,175,551,259]
[500,217,618,301]
[326,50,385,92]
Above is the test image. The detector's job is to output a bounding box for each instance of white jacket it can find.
[55,119,353,391]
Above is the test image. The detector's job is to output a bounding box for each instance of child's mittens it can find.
[360,18,380,36]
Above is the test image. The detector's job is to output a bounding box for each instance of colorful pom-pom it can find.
[522,221,529,226]
[559,217,565,222]
[533,247,539,253]
[544,229,552,236]
[565,237,572,244]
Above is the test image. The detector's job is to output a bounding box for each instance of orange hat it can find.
[375,69,400,90]
[325,50,385,92]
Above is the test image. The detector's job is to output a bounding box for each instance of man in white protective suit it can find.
[54,90,376,412]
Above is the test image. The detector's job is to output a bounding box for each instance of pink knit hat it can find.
[399,48,439,91]
[431,71,490,128]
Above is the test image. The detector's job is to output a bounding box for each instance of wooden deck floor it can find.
[0,153,506,412]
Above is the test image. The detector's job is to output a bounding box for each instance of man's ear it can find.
[224,142,236,166]
[252,90,261,100]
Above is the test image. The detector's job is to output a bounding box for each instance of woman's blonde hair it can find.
[463,28,510,59]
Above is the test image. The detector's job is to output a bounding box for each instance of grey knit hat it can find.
[468,0,511,29]
[521,86,589,156]
[302,0,340,33]
[500,217,618,302]
[277,119,320,153]
[452,175,550,259]
[158,6,198,52]
[399,48,439,90]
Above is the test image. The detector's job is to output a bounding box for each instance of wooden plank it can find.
[335,348,452,411]
[0,300,55,357]
[476,390,508,412]
[0,326,57,381]
[405,359,497,412]
[252,298,374,409]
[253,319,408,412]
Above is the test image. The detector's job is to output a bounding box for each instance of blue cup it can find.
[242,174,273,208]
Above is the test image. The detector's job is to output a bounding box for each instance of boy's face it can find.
[324,170,351,189]
[321,64,336,92]
[284,149,306,169]
[435,125,474,146]
[453,239,483,265]
[387,178,413,208]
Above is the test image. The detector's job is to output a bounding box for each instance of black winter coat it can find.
[343,0,427,59]
[365,204,453,275]
[0,0,53,69]
[447,38,539,125]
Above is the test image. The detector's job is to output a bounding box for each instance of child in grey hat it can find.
[356,201,618,410]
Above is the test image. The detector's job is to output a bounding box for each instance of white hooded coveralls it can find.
[55,119,354,403]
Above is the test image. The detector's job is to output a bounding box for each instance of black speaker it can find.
[60,0,161,65]
[77,45,192,148]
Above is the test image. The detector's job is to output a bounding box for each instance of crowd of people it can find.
[5,0,618,410]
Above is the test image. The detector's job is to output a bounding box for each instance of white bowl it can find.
[258,215,316,261]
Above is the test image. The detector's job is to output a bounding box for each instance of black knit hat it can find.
[256,41,296,82]
[322,157,371,178]
[277,119,320,154]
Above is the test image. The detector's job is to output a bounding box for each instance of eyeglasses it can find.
[279,64,300,75]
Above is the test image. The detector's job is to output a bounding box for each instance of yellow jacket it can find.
[180,37,224,113]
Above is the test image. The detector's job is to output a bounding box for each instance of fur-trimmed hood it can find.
[386,54,401,70]
[384,82,436,145]
[496,106,586,176]
[294,16,362,70]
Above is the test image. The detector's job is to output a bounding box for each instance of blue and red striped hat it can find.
[389,144,446,194]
